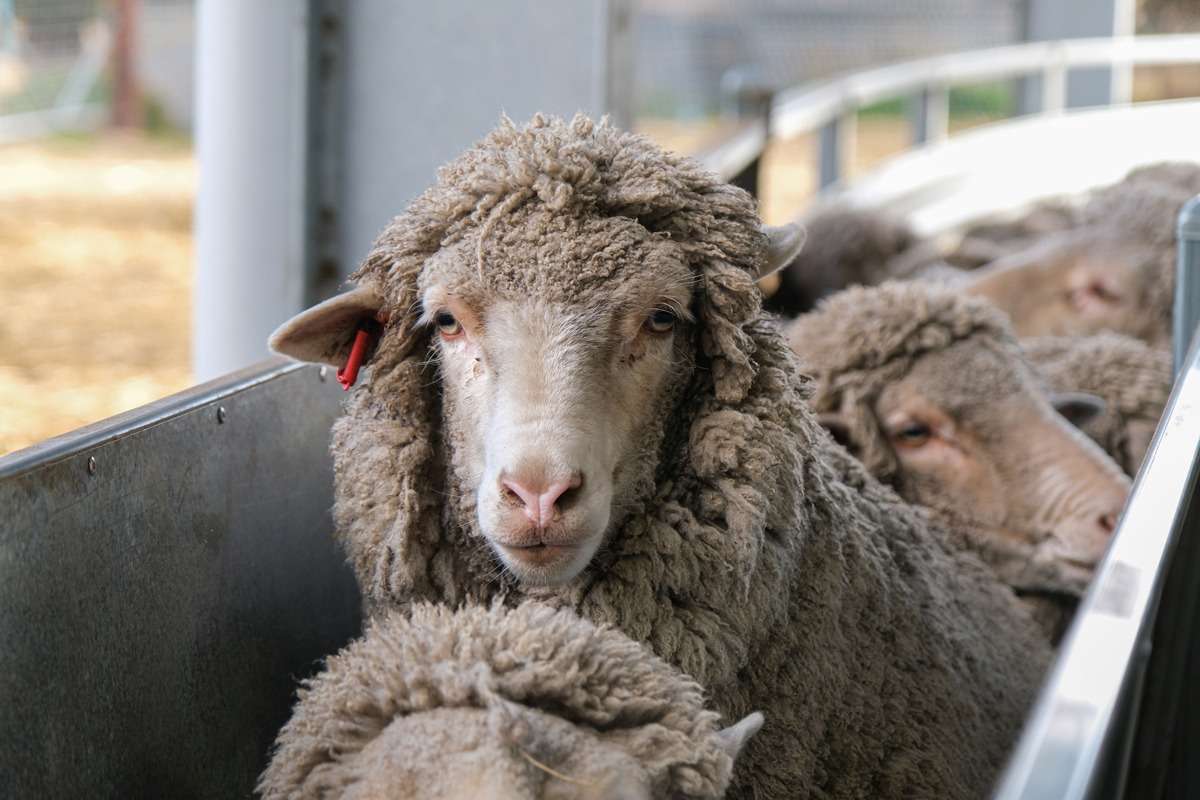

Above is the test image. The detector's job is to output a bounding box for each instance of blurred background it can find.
[1,0,1198,455]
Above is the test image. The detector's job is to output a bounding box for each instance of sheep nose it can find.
[501,472,582,527]
[1098,511,1120,534]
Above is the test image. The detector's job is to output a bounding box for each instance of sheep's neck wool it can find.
[328,114,1049,799]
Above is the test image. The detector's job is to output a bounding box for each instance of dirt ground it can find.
[0,133,195,455]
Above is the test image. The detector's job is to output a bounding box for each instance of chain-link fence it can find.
[0,0,193,143]
[0,0,113,143]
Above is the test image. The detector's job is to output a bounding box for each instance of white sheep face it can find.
[421,237,696,587]
[267,210,805,588]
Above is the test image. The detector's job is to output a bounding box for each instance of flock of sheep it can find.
[259,114,1194,799]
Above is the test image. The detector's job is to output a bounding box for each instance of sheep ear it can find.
[715,712,764,761]
[759,223,807,279]
[268,285,387,367]
[817,412,858,454]
[1051,391,1107,428]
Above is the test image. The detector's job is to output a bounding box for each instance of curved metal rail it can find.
[700,33,1200,191]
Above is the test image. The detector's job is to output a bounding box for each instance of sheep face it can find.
[863,339,1130,596]
[965,231,1168,348]
[418,218,699,586]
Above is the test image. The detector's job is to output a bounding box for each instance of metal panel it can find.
[0,360,361,798]
[338,0,619,273]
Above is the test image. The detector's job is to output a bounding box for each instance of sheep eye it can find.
[435,310,462,337]
[892,422,931,448]
[645,308,677,334]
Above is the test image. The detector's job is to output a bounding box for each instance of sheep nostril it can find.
[500,482,523,507]
[1098,512,1119,534]
[554,473,584,514]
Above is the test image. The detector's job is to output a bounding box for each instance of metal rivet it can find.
[318,366,328,382]
[217,406,227,424]
[87,456,97,475]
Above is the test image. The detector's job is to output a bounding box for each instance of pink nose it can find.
[501,473,582,527]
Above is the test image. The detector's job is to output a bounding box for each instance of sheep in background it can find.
[259,602,758,800]
[786,282,1130,642]
[948,198,1081,268]
[270,114,1049,798]
[767,161,1200,328]
[1024,333,1174,476]
[763,204,948,315]
[966,162,1200,349]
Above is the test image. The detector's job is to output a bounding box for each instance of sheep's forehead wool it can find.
[879,338,1028,415]
[419,209,695,309]
[791,281,1015,383]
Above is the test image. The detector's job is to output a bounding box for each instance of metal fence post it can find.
[1041,57,1067,114]
[909,85,949,146]
[1174,196,1200,373]
[818,111,855,190]
[721,65,772,198]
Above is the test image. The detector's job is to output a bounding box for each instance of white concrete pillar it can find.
[193,0,310,381]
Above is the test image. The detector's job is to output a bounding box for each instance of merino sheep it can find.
[948,198,1081,268]
[966,162,1200,349]
[270,114,1050,798]
[785,282,1130,642]
[259,602,758,800]
[1023,333,1174,476]
[763,204,921,314]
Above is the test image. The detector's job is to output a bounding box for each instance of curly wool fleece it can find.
[1024,333,1173,475]
[784,281,1020,483]
[259,603,739,800]
[328,114,1049,798]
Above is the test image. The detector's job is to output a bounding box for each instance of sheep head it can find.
[270,114,804,590]
[965,176,1192,351]
[258,603,763,800]
[788,283,1130,606]
[963,230,1169,349]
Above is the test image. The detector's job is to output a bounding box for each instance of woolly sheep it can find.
[948,197,1081,267]
[785,282,1130,642]
[966,162,1200,349]
[259,602,759,800]
[270,114,1050,798]
[1023,333,1173,476]
[762,204,966,316]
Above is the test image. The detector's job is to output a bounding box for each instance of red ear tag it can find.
[336,318,383,391]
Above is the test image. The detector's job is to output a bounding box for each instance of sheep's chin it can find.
[488,534,604,587]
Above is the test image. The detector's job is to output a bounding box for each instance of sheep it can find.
[763,204,921,314]
[259,602,759,800]
[949,198,1081,267]
[784,281,1130,642]
[966,162,1200,349]
[1023,333,1174,477]
[269,114,1050,798]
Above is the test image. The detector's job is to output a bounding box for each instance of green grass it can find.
[857,81,1015,120]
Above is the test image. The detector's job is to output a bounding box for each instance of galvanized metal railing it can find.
[1174,197,1200,373]
[994,196,1200,799]
[700,33,1200,195]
